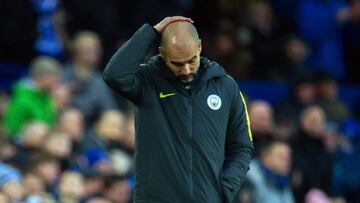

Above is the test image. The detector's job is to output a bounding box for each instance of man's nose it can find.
[182,64,191,75]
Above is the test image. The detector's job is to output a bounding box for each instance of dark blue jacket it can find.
[103,24,254,203]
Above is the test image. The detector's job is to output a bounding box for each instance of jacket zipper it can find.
[188,90,193,202]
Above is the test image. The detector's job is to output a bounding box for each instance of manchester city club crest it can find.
[207,94,222,110]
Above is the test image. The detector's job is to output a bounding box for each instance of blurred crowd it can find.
[1,0,360,203]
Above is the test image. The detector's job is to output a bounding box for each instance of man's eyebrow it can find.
[171,55,197,64]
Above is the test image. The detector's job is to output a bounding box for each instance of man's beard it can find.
[178,74,195,83]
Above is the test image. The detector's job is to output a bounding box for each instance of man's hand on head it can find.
[153,16,193,34]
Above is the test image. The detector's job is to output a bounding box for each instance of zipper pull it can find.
[185,85,191,94]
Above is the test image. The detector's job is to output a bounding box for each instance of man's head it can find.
[30,153,60,184]
[59,171,84,201]
[45,132,72,159]
[299,105,326,138]
[71,31,102,67]
[249,100,274,135]
[30,56,61,92]
[159,21,202,83]
[95,110,126,141]
[20,121,49,148]
[58,108,84,141]
[104,174,131,203]
[260,141,292,176]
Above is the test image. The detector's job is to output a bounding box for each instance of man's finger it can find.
[167,16,193,24]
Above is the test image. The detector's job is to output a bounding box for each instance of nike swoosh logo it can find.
[159,92,176,99]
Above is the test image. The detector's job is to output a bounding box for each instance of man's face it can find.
[264,143,292,176]
[37,74,60,93]
[74,36,102,67]
[161,40,202,83]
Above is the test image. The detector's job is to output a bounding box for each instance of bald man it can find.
[103,16,254,203]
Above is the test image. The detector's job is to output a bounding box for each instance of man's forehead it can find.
[164,42,198,60]
[170,55,197,63]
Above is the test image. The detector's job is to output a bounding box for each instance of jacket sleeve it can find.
[222,86,254,203]
[103,23,158,102]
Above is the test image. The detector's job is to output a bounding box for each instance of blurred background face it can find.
[214,33,235,57]
[22,122,49,148]
[84,176,104,197]
[263,142,292,176]
[300,106,326,137]
[318,80,338,101]
[36,74,60,92]
[295,82,316,104]
[73,33,102,67]
[59,172,84,200]
[250,2,273,28]
[59,109,84,141]
[2,182,25,202]
[249,100,273,135]
[23,172,45,195]
[106,180,131,203]
[36,160,60,184]
[286,38,307,63]
[161,39,201,83]
[96,110,125,141]
[45,133,72,159]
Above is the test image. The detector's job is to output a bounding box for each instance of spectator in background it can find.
[81,173,105,202]
[81,110,126,152]
[57,108,84,141]
[207,20,251,79]
[0,162,25,202]
[58,171,84,203]
[316,73,349,123]
[247,1,284,80]
[23,171,56,202]
[245,141,294,203]
[29,153,61,197]
[292,105,333,203]
[56,108,84,155]
[80,110,134,176]
[8,121,49,169]
[44,132,72,169]
[296,0,360,79]
[62,31,116,128]
[23,172,45,199]
[103,174,132,203]
[282,36,311,82]
[276,74,317,124]
[249,100,274,157]
[3,56,60,137]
